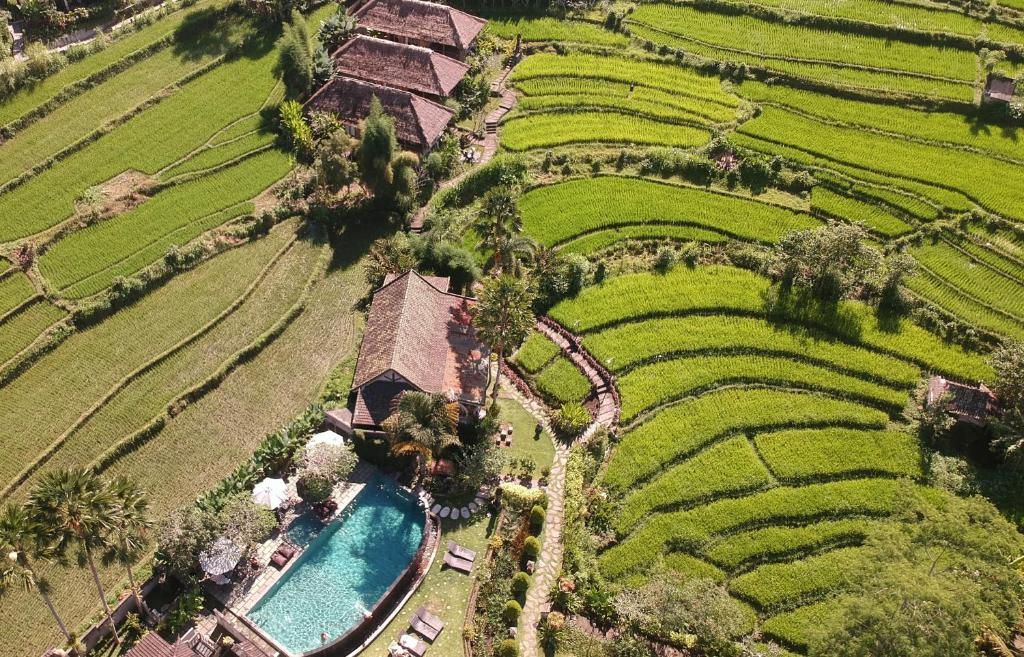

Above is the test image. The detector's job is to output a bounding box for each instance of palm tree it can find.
[475,185,531,274]
[383,391,461,470]
[104,477,151,620]
[472,275,537,401]
[0,503,72,645]
[29,468,121,645]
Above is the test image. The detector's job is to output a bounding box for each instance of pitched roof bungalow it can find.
[306,75,454,153]
[983,74,1017,105]
[352,0,487,60]
[926,376,998,427]
[347,270,490,432]
[333,34,470,100]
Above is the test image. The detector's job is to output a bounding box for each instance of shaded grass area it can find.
[496,397,555,475]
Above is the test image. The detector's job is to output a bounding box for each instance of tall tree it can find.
[472,275,536,401]
[989,341,1024,463]
[29,469,121,645]
[104,477,151,619]
[474,185,536,274]
[383,391,461,469]
[770,222,880,302]
[356,96,419,212]
[0,503,72,644]
[277,9,313,95]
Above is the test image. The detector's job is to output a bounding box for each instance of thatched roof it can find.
[334,35,470,98]
[353,0,486,53]
[306,75,453,151]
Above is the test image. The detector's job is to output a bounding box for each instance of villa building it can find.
[351,0,487,60]
[332,35,470,101]
[339,270,490,434]
[305,76,454,153]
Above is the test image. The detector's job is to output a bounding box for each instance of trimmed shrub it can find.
[512,571,532,596]
[503,600,523,624]
[523,535,541,560]
[498,638,520,657]
[296,471,332,504]
[529,504,545,534]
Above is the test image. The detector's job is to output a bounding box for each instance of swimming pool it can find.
[247,475,426,655]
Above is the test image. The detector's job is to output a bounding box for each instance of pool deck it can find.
[206,461,379,618]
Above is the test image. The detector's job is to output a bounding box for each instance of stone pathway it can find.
[409,65,518,232]
[517,320,620,657]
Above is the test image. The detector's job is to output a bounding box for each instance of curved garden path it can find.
[518,318,619,657]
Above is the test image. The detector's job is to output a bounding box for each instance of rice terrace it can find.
[2,0,1024,655]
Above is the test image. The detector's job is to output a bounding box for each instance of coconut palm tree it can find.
[104,476,151,619]
[472,274,537,401]
[383,391,461,469]
[29,468,121,645]
[0,503,72,645]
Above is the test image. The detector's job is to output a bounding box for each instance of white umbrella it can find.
[306,430,345,453]
[199,537,243,577]
[252,477,288,510]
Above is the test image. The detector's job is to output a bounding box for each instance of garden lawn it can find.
[363,516,490,657]
[496,397,556,476]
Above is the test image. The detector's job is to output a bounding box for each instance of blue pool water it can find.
[247,475,425,654]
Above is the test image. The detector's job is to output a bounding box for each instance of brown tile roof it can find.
[126,634,174,657]
[927,376,997,426]
[351,271,489,426]
[985,74,1017,102]
[353,0,486,52]
[306,76,453,151]
[333,35,470,98]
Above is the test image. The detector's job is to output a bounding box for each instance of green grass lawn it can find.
[496,397,555,476]
[364,515,492,657]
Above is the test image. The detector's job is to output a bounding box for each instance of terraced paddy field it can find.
[0,5,352,654]
[542,265,989,650]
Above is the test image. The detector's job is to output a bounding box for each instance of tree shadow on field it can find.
[172,7,275,62]
[763,283,865,342]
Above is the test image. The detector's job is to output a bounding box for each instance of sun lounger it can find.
[414,607,445,633]
[409,616,441,642]
[270,552,290,569]
[442,552,473,574]
[447,541,476,562]
[400,633,428,657]
[276,543,297,559]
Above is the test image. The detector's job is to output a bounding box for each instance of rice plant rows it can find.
[558,224,729,255]
[39,149,291,297]
[605,387,889,491]
[0,33,284,242]
[615,436,774,532]
[729,546,868,611]
[947,233,1024,282]
[616,354,910,422]
[535,355,592,404]
[910,239,1024,320]
[754,427,923,481]
[736,107,1024,222]
[811,187,914,237]
[500,111,711,151]
[964,222,1024,262]
[521,177,820,247]
[0,226,292,488]
[0,300,67,366]
[0,272,36,316]
[704,519,879,570]
[486,17,629,46]
[761,600,845,652]
[160,129,276,180]
[905,267,1024,340]
[511,331,561,374]
[583,315,923,386]
[599,478,905,579]
[739,81,1024,164]
[627,4,978,81]
[15,231,323,497]
[628,22,974,103]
